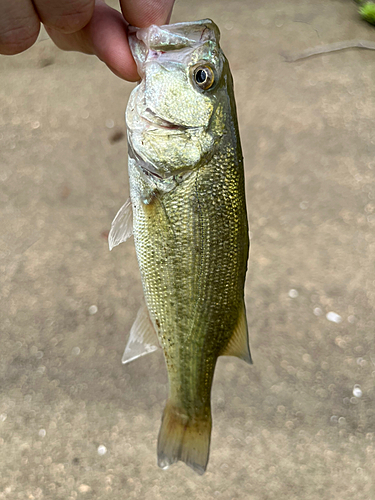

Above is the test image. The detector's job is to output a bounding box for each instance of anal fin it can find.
[109,197,133,251]
[122,302,160,364]
[221,303,252,364]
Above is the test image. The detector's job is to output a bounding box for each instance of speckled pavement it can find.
[1,0,375,498]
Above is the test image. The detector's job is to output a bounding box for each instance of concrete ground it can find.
[1,0,375,498]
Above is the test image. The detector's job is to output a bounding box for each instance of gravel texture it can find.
[1,0,375,498]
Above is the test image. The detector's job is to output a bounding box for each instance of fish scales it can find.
[131,146,247,393]
[109,19,250,475]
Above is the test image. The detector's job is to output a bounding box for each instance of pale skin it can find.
[0,0,175,81]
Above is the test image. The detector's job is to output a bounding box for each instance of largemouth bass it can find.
[109,19,250,475]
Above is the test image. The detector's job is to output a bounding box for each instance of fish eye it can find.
[192,65,215,90]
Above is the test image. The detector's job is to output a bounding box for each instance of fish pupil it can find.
[195,69,207,84]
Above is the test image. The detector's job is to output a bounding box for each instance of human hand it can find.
[0,0,175,81]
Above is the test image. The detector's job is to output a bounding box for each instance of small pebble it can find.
[288,289,299,298]
[98,445,107,456]
[78,484,91,493]
[326,311,342,323]
[38,429,46,438]
[314,307,323,316]
[89,305,98,315]
[353,386,363,398]
[72,347,80,356]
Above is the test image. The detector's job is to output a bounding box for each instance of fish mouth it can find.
[140,108,189,131]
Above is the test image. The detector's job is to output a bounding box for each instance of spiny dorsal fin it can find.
[109,197,133,251]
[221,303,252,364]
[122,302,160,364]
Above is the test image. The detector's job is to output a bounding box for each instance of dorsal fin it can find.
[122,302,160,364]
[221,303,252,364]
[109,197,133,251]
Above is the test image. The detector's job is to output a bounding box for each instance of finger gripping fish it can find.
[109,19,250,475]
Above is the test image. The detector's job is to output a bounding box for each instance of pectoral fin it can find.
[122,303,160,364]
[221,303,252,364]
[109,197,133,251]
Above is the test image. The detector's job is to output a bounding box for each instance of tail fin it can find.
[157,400,212,475]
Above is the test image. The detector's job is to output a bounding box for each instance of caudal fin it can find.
[157,400,212,475]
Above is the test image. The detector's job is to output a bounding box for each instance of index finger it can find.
[34,0,95,34]
[0,0,40,55]
[46,2,139,81]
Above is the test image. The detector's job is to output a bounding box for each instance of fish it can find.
[109,19,250,475]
